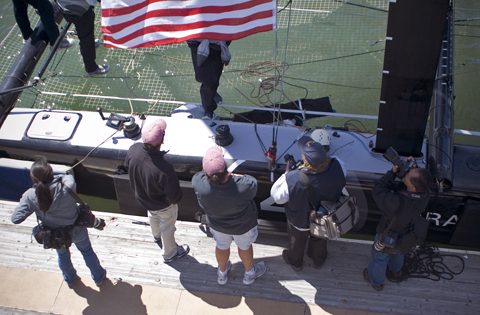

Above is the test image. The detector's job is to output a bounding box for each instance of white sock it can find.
[245,267,255,277]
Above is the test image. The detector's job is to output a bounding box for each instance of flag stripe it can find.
[104,26,274,49]
[101,0,276,49]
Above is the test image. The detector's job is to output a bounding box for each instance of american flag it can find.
[101,0,277,49]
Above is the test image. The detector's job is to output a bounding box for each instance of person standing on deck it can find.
[56,0,110,77]
[187,39,231,119]
[271,136,347,271]
[12,0,74,48]
[364,164,431,291]
[125,118,190,263]
[11,156,106,287]
[192,146,266,285]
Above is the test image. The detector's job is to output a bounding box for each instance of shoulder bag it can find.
[300,171,359,240]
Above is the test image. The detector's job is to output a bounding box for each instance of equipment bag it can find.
[310,195,359,240]
[32,222,72,249]
[299,171,360,240]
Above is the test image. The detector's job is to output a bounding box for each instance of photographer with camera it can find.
[271,136,347,270]
[11,156,106,287]
[364,154,432,291]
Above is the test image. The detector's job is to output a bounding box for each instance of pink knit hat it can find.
[142,118,167,145]
[202,147,225,176]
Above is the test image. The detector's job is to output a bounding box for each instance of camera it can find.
[373,230,398,252]
[383,147,416,178]
[284,154,303,171]
[93,218,106,230]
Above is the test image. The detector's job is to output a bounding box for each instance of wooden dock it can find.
[0,200,478,315]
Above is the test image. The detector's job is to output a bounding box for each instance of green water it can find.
[0,0,479,146]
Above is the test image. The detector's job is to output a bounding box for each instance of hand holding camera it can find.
[383,147,417,178]
[284,154,302,173]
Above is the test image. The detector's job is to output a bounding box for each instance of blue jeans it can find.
[56,228,105,285]
[367,234,404,286]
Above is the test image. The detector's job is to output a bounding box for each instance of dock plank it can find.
[1,200,479,315]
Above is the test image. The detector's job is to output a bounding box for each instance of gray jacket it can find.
[12,174,86,242]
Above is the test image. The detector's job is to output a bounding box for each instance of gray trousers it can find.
[148,204,178,259]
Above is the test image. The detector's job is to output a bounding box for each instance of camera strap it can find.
[299,171,319,211]
[63,181,86,207]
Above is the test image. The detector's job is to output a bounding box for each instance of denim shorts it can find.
[210,226,258,250]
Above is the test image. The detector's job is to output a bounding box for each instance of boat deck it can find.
[0,199,479,315]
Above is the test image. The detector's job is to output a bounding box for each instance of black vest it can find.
[285,158,346,229]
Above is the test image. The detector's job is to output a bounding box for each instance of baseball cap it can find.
[203,147,225,176]
[297,136,327,165]
[142,118,167,145]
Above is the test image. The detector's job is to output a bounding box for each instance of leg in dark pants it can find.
[285,220,309,269]
[307,235,328,268]
[12,0,59,44]
[189,43,224,115]
[64,9,98,73]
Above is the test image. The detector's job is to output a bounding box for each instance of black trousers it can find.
[63,8,97,73]
[286,220,328,268]
[188,43,224,114]
[12,0,59,44]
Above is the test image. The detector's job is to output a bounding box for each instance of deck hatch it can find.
[27,111,81,140]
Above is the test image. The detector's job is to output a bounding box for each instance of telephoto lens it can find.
[93,218,106,230]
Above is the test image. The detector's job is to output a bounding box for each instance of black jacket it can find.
[125,143,182,210]
[372,170,429,235]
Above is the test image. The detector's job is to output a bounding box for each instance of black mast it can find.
[374,0,450,156]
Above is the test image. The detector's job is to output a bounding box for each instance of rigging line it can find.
[283,75,381,90]
[275,128,309,164]
[158,51,198,90]
[124,49,143,101]
[275,0,293,144]
[219,74,259,106]
[271,10,279,142]
[70,128,121,170]
[290,49,385,66]
[333,0,388,13]
[426,142,454,168]
[453,33,480,38]
[0,24,19,46]
[254,123,267,153]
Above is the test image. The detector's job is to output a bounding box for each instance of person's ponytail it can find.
[30,156,54,212]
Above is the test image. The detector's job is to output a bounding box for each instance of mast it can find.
[374,0,450,156]
[428,2,454,192]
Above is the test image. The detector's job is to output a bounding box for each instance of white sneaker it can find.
[86,64,110,78]
[95,39,102,49]
[217,260,232,285]
[59,38,74,49]
[243,261,266,285]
